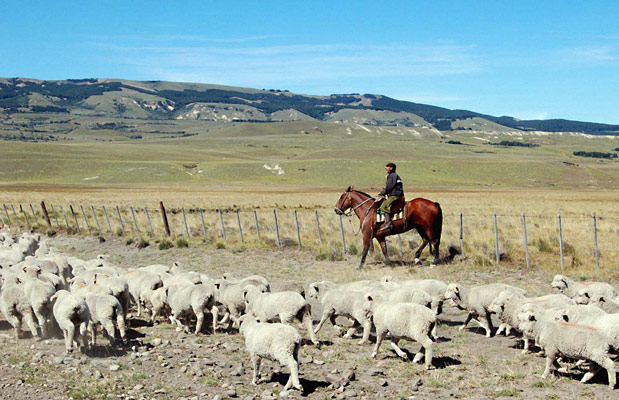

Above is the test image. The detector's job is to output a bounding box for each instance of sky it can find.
[1,1,618,124]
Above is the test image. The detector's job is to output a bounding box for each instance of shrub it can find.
[97,235,106,243]
[347,243,358,255]
[176,238,189,248]
[535,237,553,253]
[158,239,173,250]
[136,237,149,249]
[215,242,226,249]
[315,246,344,261]
[116,227,123,237]
[125,237,134,245]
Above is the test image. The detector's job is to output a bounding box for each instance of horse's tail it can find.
[433,202,443,241]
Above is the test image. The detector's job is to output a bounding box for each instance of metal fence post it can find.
[69,205,80,233]
[21,205,31,228]
[493,214,499,263]
[315,210,322,245]
[459,213,464,256]
[273,209,281,247]
[60,206,70,231]
[522,213,530,269]
[91,206,101,233]
[41,201,52,227]
[236,209,244,243]
[294,209,301,249]
[80,205,92,235]
[11,205,19,227]
[558,214,564,271]
[218,209,226,240]
[182,208,190,237]
[29,204,37,224]
[50,204,60,228]
[116,206,125,236]
[199,209,207,242]
[103,206,113,234]
[131,207,140,234]
[593,214,600,272]
[339,214,347,254]
[3,204,11,226]
[254,210,261,240]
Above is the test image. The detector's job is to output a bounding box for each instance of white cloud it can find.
[557,45,616,62]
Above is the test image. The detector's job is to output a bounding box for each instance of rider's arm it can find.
[381,173,396,196]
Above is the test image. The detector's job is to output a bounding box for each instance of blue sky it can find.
[2,1,618,124]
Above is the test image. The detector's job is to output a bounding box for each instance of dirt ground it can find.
[1,233,617,400]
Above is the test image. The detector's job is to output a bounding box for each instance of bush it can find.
[215,242,226,249]
[158,239,173,250]
[125,237,134,245]
[347,243,358,255]
[176,238,189,248]
[536,237,553,253]
[98,235,106,243]
[136,237,149,249]
[315,246,344,261]
[116,227,123,237]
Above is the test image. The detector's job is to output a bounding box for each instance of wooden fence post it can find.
[182,208,190,237]
[273,209,281,247]
[131,207,140,234]
[41,201,52,227]
[29,204,37,225]
[116,206,125,236]
[294,209,301,249]
[459,213,464,256]
[160,202,170,237]
[103,206,113,234]
[253,210,261,240]
[236,209,244,243]
[218,209,226,240]
[145,207,154,237]
[60,206,70,231]
[80,205,92,235]
[50,204,60,228]
[3,204,11,226]
[339,214,347,254]
[11,205,19,227]
[558,214,564,271]
[522,213,530,269]
[593,214,600,272]
[91,206,101,233]
[69,205,80,233]
[397,234,403,257]
[21,205,31,228]
[493,214,499,263]
[199,209,207,242]
[0,208,5,227]
[315,210,322,244]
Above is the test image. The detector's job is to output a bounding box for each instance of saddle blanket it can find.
[377,211,404,223]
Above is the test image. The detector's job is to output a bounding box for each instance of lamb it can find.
[551,274,617,299]
[519,313,616,388]
[212,278,269,330]
[243,286,318,345]
[139,286,170,324]
[50,290,90,354]
[0,280,39,339]
[445,283,526,337]
[312,288,373,344]
[574,286,619,305]
[123,270,163,317]
[239,314,303,392]
[400,279,448,314]
[21,266,57,338]
[589,295,619,314]
[84,294,126,346]
[167,282,215,334]
[366,295,436,370]
[306,280,338,300]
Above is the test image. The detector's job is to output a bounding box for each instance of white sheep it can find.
[139,286,170,324]
[589,294,619,313]
[366,295,436,370]
[400,279,448,314]
[243,286,318,345]
[551,274,617,299]
[123,270,163,317]
[21,265,57,338]
[445,283,525,337]
[239,314,303,392]
[313,288,373,345]
[50,290,90,354]
[167,282,215,334]
[0,281,39,339]
[519,314,616,388]
[212,278,269,330]
[85,294,127,346]
[574,285,619,306]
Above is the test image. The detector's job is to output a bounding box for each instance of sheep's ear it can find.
[366,294,373,302]
[242,288,248,299]
[561,314,569,322]
[584,292,590,298]
[528,314,536,321]
[454,286,459,294]
[214,282,220,290]
[93,274,98,284]
[598,296,606,303]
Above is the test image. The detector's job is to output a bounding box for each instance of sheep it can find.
[0,281,39,339]
[306,280,338,300]
[212,278,269,330]
[243,286,318,345]
[222,273,271,292]
[551,274,617,299]
[399,279,448,314]
[166,282,215,334]
[519,314,616,388]
[139,286,170,324]
[574,286,619,306]
[123,270,163,317]
[589,295,619,314]
[445,283,525,337]
[312,288,373,345]
[21,265,57,338]
[366,295,436,369]
[239,314,303,392]
[140,264,171,275]
[85,294,126,346]
[50,290,90,354]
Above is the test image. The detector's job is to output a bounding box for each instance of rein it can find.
[341,192,375,236]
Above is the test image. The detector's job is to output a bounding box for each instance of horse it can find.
[334,186,443,268]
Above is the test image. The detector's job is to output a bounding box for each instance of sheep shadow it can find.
[86,345,129,358]
[432,355,462,369]
[0,320,12,331]
[269,372,330,396]
[301,338,333,347]
[553,367,617,387]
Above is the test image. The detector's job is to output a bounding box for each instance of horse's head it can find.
[334,186,354,215]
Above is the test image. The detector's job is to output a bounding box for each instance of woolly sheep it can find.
[552,304,607,325]
[574,285,619,306]
[123,270,163,317]
[139,286,170,324]
[243,286,318,345]
[445,283,525,337]
[306,280,338,300]
[21,265,57,338]
[85,294,126,346]
[239,314,303,391]
[50,290,90,354]
[400,279,448,314]
[212,278,269,330]
[519,314,616,388]
[167,282,215,334]
[551,274,617,299]
[366,295,436,369]
[589,294,619,313]
[0,281,39,339]
[313,288,373,345]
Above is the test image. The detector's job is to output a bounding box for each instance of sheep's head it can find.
[574,288,591,305]
[445,283,460,302]
[589,295,606,307]
[307,283,320,300]
[551,274,568,292]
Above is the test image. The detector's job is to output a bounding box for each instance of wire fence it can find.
[1,201,617,271]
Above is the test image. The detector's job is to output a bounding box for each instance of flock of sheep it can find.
[1,230,618,393]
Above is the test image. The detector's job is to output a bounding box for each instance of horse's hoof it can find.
[414,258,421,265]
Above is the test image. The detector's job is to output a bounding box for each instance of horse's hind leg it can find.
[431,238,441,264]
[378,238,391,266]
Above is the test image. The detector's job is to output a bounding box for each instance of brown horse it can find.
[334,186,443,268]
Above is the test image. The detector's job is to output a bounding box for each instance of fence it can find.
[1,201,617,271]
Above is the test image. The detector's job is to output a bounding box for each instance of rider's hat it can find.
[385,162,396,171]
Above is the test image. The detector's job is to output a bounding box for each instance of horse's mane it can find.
[353,190,373,199]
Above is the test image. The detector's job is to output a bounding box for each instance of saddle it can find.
[376,196,406,223]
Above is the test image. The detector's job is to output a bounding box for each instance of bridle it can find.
[338,191,376,235]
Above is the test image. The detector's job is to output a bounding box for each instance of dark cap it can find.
[385,162,397,170]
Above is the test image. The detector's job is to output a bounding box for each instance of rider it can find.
[377,162,403,232]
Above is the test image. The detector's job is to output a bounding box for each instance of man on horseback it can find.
[377,162,403,232]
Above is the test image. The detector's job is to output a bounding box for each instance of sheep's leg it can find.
[251,356,261,385]
[23,313,39,339]
[79,322,88,353]
[64,325,74,354]
[34,310,48,338]
[7,315,22,340]
[541,350,557,379]
[390,339,408,360]
[371,329,387,358]
[89,323,97,346]
[416,336,434,370]
[283,358,303,391]
[280,313,295,325]
[211,305,219,332]
[522,336,531,353]
[581,364,601,383]
[358,320,372,345]
[588,355,616,388]
[473,312,493,337]
[302,310,319,345]
[102,321,116,345]
[313,308,334,334]
[344,321,360,339]
[117,315,126,342]
[459,313,473,331]
[194,309,205,335]
[496,323,507,336]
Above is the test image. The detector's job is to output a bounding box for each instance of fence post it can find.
[182,208,190,237]
[558,214,564,271]
[236,209,244,243]
[21,205,31,228]
[40,201,52,227]
[116,206,125,236]
[91,206,102,233]
[397,234,403,257]
[3,204,11,226]
[294,209,301,249]
[11,205,19,227]
[593,214,599,272]
[315,210,323,244]
[254,210,261,240]
[103,206,113,234]
[60,206,70,231]
[493,214,499,263]
[145,207,154,237]
[199,209,207,242]
[459,213,464,257]
[273,209,281,247]
[131,207,140,234]
[339,214,347,254]
[69,205,80,233]
[80,205,92,235]
[29,204,37,224]
[522,213,530,269]
[218,209,226,240]
[160,202,170,237]
[0,208,5,227]
[50,204,60,228]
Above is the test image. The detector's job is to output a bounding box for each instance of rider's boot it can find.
[379,213,393,232]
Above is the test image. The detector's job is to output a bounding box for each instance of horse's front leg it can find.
[358,230,373,269]
[378,238,391,266]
